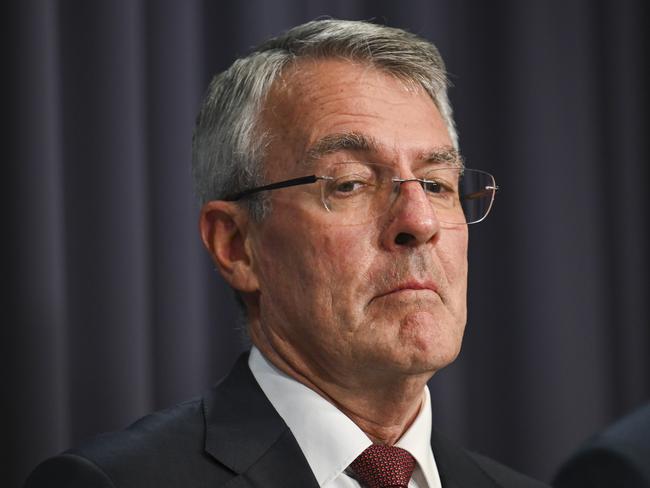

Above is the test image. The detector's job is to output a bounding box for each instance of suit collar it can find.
[203,352,500,488]
[203,352,319,487]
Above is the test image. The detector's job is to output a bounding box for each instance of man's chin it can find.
[359,339,463,378]
[396,311,464,371]
[349,307,465,375]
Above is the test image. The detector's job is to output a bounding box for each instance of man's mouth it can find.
[374,280,439,300]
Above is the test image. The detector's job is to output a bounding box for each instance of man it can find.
[26,19,547,487]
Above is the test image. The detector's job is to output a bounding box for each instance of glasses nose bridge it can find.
[388,176,434,212]
[391,176,430,198]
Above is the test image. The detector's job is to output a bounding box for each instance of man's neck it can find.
[252,336,431,445]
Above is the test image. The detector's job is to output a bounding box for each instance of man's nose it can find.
[381,179,440,249]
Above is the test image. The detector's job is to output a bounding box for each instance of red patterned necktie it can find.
[349,444,416,488]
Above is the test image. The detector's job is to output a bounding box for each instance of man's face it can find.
[247,59,468,387]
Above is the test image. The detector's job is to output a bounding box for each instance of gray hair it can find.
[192,19,458,218]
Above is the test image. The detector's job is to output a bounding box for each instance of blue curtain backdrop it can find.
[4,1,649,486]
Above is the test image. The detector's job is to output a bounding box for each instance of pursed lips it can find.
[374,281,440,300]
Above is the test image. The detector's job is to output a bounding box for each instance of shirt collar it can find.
[394,380,441,488]
[248,347,440,487]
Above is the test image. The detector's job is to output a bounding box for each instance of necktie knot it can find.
[349,444,416,488]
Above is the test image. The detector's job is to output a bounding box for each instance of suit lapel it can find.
[431,428,500,488]
[203,353,319,488]
[204,353,502,488]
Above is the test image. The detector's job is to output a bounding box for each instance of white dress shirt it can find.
[249,347,442,488]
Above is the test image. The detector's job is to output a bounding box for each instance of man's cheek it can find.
[438,238,467,278]
[318,231,356,269]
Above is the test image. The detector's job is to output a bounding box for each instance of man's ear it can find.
[199,200,259,293]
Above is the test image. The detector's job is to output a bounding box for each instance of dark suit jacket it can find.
[25,353,548,488]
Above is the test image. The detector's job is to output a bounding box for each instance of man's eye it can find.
[422,180,442,194]
[422,178,458,195]
[334,179,367,194]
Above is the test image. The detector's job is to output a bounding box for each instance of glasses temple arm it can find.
[223,175,319,201]
[461,185,499,201]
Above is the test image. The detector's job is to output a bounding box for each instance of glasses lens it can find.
[320,163,393,223]
[458,168,497,224]
[320,163,496,225]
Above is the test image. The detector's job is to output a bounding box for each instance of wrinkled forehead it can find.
[259,58,448,177]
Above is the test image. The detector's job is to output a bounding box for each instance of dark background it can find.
[4,1,649,486]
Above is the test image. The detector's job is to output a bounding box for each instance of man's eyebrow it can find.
[422,147,464,167]
[305,132,378,163]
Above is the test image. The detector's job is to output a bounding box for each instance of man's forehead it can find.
[260,57,452,173]
[264,59,361,127]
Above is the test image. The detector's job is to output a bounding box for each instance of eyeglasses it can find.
[224,162,498,225]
